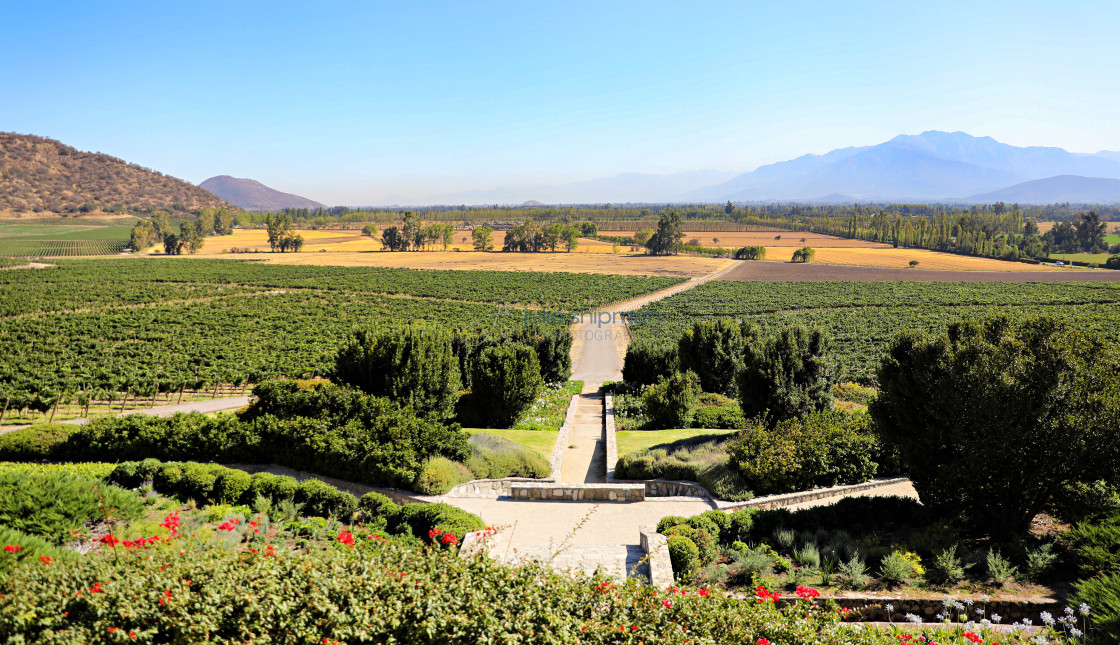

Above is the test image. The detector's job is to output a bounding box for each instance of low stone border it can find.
[644,480,713,498]
[548,394,580,481]
[639,529,674,587]
[508,482,645,501]
[832,597,1063,625]
[604,394,618,481]
[716,477,911,511]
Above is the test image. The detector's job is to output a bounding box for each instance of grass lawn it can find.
[464,429,557,459]
[1052,252,1112,265]
[1106,233,1120,244]
[616,428,738,458]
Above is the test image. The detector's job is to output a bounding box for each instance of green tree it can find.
[634,228,654,245]
[561,225,580,251]
[128,220,157,252]
[1074,210,1108,252]
[362,223,379,238]
[162,233,182,255]
[677,319,743,396]
[645,211,684,255]
[151,211,171,241]
[213,208,234,236]
[580,222,598,237]
[870,316,1120,537]
[622,340,678,386]
[401,212,422,251]
[542,222,564,251]
[733,246,765,260]
[643,370,700,429]
[381,226,406,251]
[472,226,494,251]
[333,325,462,421]
[737,323,835,426]
[265,212,294,252]
[791,246,815,263]
[197,209,216,236]
[470,344,543,427]
[178,221,205,254]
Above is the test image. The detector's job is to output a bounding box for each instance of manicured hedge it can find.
[0,470,144,544]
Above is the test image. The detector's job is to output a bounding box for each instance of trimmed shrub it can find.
[296,479,357,519]
[414,457,474,495]
[691,405,746,429]
[0,424,78,460]
[178,462,221,501]
[667,534,700,580]
[737,322,835,426]
[212,469,253,505]
[333,325,462,420]
[643,371,700,429]
[249,472,299,502]
[470,344,543,428]
[0,526,71,563]
[392,502,484,539]
[622,340,678,386]
[357,492,401,528]
[678,319,744,396]
[152,463,184,492]
[727,410,879,496]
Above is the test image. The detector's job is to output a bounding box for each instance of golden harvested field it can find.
[184,228,628,254]
[760,246,1063,272]
[615,231,887,248]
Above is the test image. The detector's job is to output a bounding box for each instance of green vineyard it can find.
[0,238,129,257]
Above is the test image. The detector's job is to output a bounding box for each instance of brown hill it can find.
[200,175,324,211]
[0,133,230,216]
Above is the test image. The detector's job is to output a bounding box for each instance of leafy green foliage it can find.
[643,371,701,429]
[871,316,1120,537]
[1073,572,1120,644]
[668,534,700,579]
[616,434,753,501]
[727,410,879,496]
[0,423,79,460]
[465,433,550,480]
[414,457,474,495]
[0,471,143,544]
[622,339,679,386]
[334,324,462,420]
[737,323,836,425]
[678,319,744,396]
[469,344,543,428]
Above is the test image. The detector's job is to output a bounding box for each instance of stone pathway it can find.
[1,395,252,435]
[559,391,606,483]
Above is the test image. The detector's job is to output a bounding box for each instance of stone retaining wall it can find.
[509,482,645,501]
[604,394,618,481]
[226,463,433,506]
[548,394,580,481]
[717,477,911,511]
[643,480,713,498]
[640,529,674,587]
[832,597,1064,625]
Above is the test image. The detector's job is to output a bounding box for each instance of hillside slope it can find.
[200,175,324,211]
[0,133,229,215]
[966,175,1120,204]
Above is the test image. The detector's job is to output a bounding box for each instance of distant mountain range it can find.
[430,170,738,206]
[200,175,324,212]
[0,133,230,215]
[684,131,1120,203]
[966,175,1120,204]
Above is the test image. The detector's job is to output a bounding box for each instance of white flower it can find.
[905,613,921,624]
[1080,603,1092,616]
[1041,611,1055,626]
[991,613,1002,623]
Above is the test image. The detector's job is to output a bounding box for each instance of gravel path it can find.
[0,396,251,434]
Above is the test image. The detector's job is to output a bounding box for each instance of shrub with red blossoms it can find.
[2,545,19,553]
[336,531,355,546]
[963,633,982,644]
[754,586,782,604]
[795,585,821,601]
[159,512,182,536]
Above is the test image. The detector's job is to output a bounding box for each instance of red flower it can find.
[3,545,20,553]
[795,585,821,600]
[662,600,672,608]
[129,633,137,640]
[98,534,120,548]
[89,582,103,594]
[336,531,355,545]
[754,586,781,604]
[160,512,182,536]
[428,528,443,539]
[698,588,710,597]
[441,533,459,546]
[108,627,117,632]
[40,556,51,565]
[758,639,770,645]
[963,633,982,644]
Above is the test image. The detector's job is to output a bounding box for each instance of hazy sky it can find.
[3,1,1119,204]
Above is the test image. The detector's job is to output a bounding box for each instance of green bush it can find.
[1053,480,1120,522]
[727,410,879,496]
[616,434,753,501]
[333,324,462,420]
[212,469,253,505]
[832,382,877,406]
[691,405,746,429]
[871,316,1120,537]
[0,423,78,460]
[1106,254,1120,270]
[392,502,484,539]
[1067,512,1120,576]
[1073,571,1120,643]
[0,471,144,544]
[678,319,744,397]
[622,340,678,386]
[0,526,71,563]
[465,433,550,480]
[734,245,766,260]
[152,463,184,492]
[667,534,700,580]
[179,462,221,501]
[295,478,358,519]
[470,344,544,428]
[248,472,298,502]
[357,492,401,529]
[643,371,700,429]
[414,457,474,495]
[737,322,836,426]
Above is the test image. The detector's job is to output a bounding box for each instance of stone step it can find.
[509,482,644,501]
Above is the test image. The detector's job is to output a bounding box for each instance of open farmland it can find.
[0,223,132,257]
[628,279,1120,383]
[0,258,685,414]
[615,230,888,248]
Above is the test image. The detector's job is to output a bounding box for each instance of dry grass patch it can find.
[761,246,1064,271]
[615,231,886,248]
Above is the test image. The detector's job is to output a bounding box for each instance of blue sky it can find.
[3,1,1119,204]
